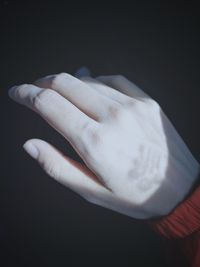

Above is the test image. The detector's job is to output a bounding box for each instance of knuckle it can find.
[128,100,149,115]
[78,123,101,163]
[51,72,70,88]
[86,127,100,145]
[82,122,101,147]
[107,103,122,119]
[33,89,56,109]
[81,121,92,133]
[43,161,60,179]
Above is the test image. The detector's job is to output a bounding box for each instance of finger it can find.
[8,84,98,149]
[34,73,117,121]
[79,76,133,105]
[96,75,150,100]
[23,139,111,202]
[23,139,146,218]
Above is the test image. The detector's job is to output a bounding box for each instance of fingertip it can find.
[23,140,39,159]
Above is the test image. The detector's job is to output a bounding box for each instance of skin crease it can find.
[8,71,200,219]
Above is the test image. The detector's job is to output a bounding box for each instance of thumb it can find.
[23,138,109,202]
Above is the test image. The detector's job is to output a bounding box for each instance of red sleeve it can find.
[148,184,200,267]
[148,185,200,239]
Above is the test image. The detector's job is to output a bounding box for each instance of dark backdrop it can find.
[1,1,200,266]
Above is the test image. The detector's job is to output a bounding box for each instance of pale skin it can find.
[8,72,200,219]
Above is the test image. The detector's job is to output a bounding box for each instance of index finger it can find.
[8,84,99,149]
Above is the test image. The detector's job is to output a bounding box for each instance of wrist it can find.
[147,175,200,239]
[167,155,200,215]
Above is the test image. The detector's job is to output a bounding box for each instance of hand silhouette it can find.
[8,72,199,218]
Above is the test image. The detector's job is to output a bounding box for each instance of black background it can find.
[1,1,200,266]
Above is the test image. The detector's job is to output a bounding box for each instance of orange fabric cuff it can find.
[148,185,200,239]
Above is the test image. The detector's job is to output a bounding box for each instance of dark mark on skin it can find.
[108,105,121,119]
[90,130,100,145]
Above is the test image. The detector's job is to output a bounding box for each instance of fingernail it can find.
[23,142,39,159]
[8,85,17,98]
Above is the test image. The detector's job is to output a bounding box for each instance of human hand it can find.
[8,72,199,219]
